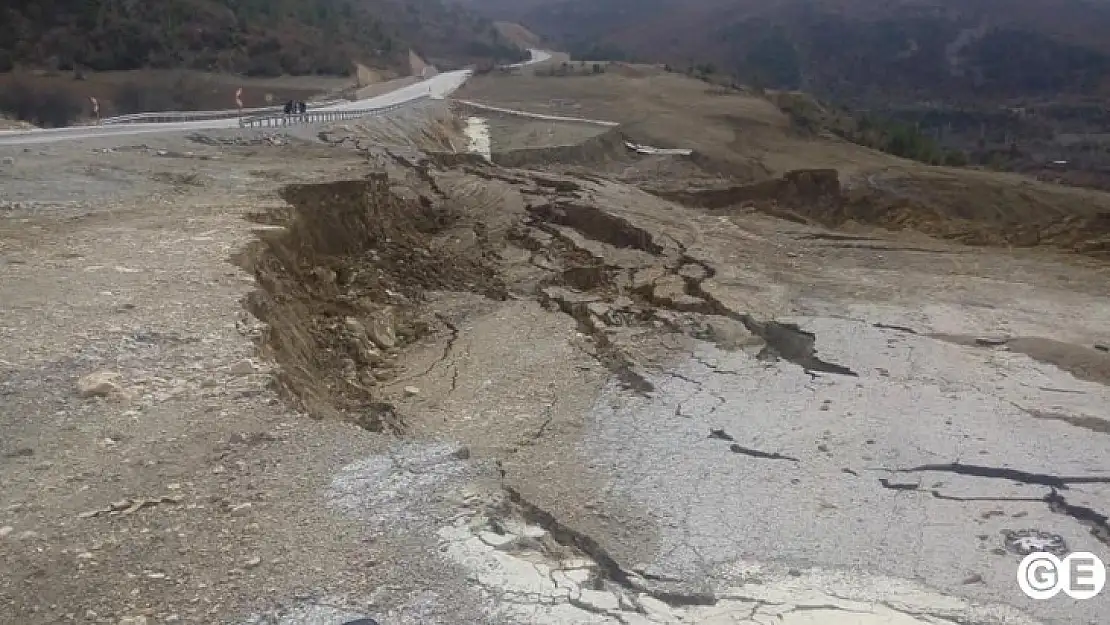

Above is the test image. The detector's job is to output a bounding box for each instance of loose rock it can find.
[631,266,667,292]
[228,359,258,376]
[77,371,122,398]
[365,310,397,349]
[701,316,760,350]
[677,263,708,280]
[651,274,707,311]
[229,503,253,517]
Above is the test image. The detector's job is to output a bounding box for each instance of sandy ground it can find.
[3,78,1110,625]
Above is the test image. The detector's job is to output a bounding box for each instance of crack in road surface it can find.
[888,461,1110,489]
[435,501,1040,624]
[728,444,801,463]
[876,461,1110,546]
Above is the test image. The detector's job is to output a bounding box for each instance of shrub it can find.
[0,81,83,127]
[112,81,178,114]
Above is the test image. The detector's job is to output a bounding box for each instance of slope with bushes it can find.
[0,0,526,76]
[496,0,1110,103]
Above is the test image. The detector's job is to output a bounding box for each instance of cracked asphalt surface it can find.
[229,154,1110,624]
[5,83,1110,625]
[586,318,1110,618]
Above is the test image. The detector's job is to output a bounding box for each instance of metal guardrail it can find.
[100,99,346,125]
[237,96,429,128]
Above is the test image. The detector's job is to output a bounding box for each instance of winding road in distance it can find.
[0,49,551,146]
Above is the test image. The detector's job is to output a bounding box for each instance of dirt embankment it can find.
[655,169,840,211]
[233,150,787,431]
[656,168,1110,258]
[490,127,630,168]
[474,119,740,187]
[235,163,509,431]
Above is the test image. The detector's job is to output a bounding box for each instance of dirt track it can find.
[3,79,1110,625]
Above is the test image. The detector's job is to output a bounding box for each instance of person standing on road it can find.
[298,100,307,120]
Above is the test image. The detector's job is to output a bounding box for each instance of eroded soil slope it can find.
[237,160,510,430]
[458,71,1110,259]
[237,145,883,443]
[226,115,1110,624]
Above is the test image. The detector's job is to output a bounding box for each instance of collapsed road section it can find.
[230,117,1110,624]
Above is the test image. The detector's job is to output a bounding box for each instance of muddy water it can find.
[464,116,491,160]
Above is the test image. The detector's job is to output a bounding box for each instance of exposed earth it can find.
[2,68,1110,625]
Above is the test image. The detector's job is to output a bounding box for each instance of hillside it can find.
[496,0,1110,103]
[0,0,528,76]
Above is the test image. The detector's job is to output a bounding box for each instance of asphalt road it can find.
[0,48,550,146]
[0,71,470,146]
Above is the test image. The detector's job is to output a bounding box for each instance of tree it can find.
[0,81,83,128]
[744,27,802,89]
[943,150,969,167]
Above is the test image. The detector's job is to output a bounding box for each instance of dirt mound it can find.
[845,171,1110,256]
[316,101,465,152]
[656,168,1110,258]
[490,127,633,168]
[655,169,839,210]
[236,170,507,431]
[487,125,743,191]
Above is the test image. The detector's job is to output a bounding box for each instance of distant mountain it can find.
[477,0,1110,103]
[0,0,527,76]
